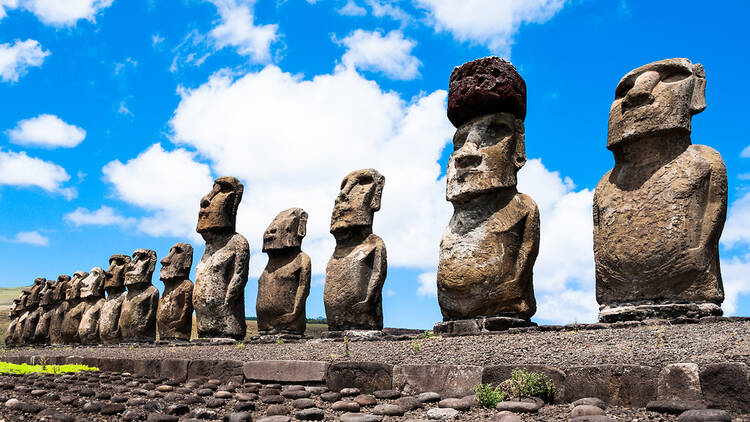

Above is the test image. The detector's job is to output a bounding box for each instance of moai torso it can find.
[21,278,45,344]
[34,280,57,344]
[77,268,106,344]
[120,249,159,342]
[100,254,130,344]
[15,311,29,345]
[6,317,18,346]
[157,241,195,341]
[61,272,88,344]
[48,276,70,345]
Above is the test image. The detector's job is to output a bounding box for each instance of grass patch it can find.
[474,383,507,408]
[0,361,98,375]
[499,368,556,403]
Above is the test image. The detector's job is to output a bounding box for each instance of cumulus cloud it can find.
[721,253,750,315]
[365,0,411,26]
[721,190,750,250]
[741,144,750,158]
[6,114,86,148]
[0,0,19,21]
[102,143,214,237]
[64,206,136,228]
[0,149,75,199]
[14,230,49,246]
[337,29,421,80]
[4,0,114,26]
[415,0,566,56]
[338,0,366,16]
[0,39,49,83]
[417,271,437,297]
[207,0,278,63]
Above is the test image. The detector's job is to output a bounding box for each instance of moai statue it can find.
[157,243,194,341]
[324,169,387,332]
[48,275,71,345]
[21,277,46,344]
[119,249,159,342]
[594,58,728,322]
[78,268,106,344]
[61,271,89,343]
[194,177,250,340]
[257,208,311,336]
[435,57,540,335]
[6,296,23,346]
[34,279,57,344]
[100,254,131,344]
[13,289,31,345]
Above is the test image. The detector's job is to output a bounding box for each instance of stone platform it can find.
[433,316,535,336]
[598,302,723,323]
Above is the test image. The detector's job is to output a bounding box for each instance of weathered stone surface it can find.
[483,365,565,402]
[699,362,750,412]
[194,177,250,340]
[570,404,604,417]
[332,400,360,412]
[438,57,538,322]
[427,407,460,420]
[353,394,375,406]
[257,208,311,335]
[120,249,159,342]
[243,360,328,383]
[677,409,731,422]
[417,392,441,403]
[61,271,89,344]
[658,363,702,401]
[339,414,382,422]
[496,401,540,413]
[490,411,522,422]
[563,365,657,407]
[327,362,392,393]
[188,360,244,383]
[295,407,324,420]
[595,58,727,321]
[437,398,470,411]
[646,400,706,414]
[372,404,404,416]
[78,268,106,344]
[157,243,194,341]
[395,397,423,411]
[571,397,606,410]
[34,278,59,344]
[160,359,189,383]
[324,169,387,331]
[100,254,130,344]
[393,364,482,398]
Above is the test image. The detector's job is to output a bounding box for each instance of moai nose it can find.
[455,154,482,169]
[623,70,659,109]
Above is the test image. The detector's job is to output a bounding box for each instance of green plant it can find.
[499,368,555,403]
[654,327,665,347]
[421,330,433,339]
[473,383,507,408]
[569,320,581,333]
[0,362,98,375]
[343,336,350,357]
[276,338,284,345]
[411,339,421,353]
[236,342,245,349]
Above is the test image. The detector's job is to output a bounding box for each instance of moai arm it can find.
[696,152,728,250]
[225,240,249,306]
[512,199,540,283]
[362,240,387,306]
[146,289,159,330]
[291,254,311,318]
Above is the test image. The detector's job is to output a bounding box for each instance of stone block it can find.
[658,363,702,401]
[188,359,244,383]
[327,361,392,393]
[133,359,161,377]
[393,364,482,398]
[244,360,329,383]
[160,359,189,383]
[483,365,566,403]
[699,362,750,412]
[563,365,657,407]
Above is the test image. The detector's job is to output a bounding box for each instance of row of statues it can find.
[6,55,729,345]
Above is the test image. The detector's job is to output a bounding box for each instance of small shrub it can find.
[473,383,507,408]
[0,362,98,375]
[421,330,434,339]
[236,342,245,349]
[343,336,350,357]
[276,338,284,345]
[411,339,421,353]
[499,368,555,403]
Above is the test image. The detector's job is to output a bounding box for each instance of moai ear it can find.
[370,172,385,212]
[297,210,308,238]
[690,63,707,115]
[514,118,527,170]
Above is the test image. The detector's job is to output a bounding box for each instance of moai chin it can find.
[324,169,388,332]
[119,249,159,342]
[194,177,250,340]
[435,57,540,335]
[21,277,46,344]
[594,58,728,322]
[257,208,311,335]
[34,279,57,345]
[157,243,194,341]
[100,254,131,344]
[48,275,71,345]
[61,271,88,344]
[78,268,106,344]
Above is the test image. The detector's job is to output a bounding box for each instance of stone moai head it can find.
[263,208,308,252]
[330,169,385,234]
[197,177,244,234]
[607,58,706,150]
[17,290,31,312]
[445,57,527,203]
[66,271,89,301]
[80,267,105,299]
[39,279,56,308]
[105,254,131,291]
[125,249,157,286]
[10,297,22,316]
[27,277,46,307]
[52,275,71,302]
[160,243,194,281]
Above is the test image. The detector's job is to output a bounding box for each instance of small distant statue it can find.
[6,295,24,346]
[194,177,250,340]
[436,57,540,333]
[594,58,728,321]
[48,275,71,345]
[157,243,194,341]
[100,254,131,344]
[22,277,46,344]
[61,271,89,344]
[119,249,159,342]
[34,278,57,344]
[78,268,106,344]
[324,169,387,332]
[257,208,311,335]
[13,289,31,345]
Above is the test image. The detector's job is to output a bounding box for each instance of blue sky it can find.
[1,0,749,329]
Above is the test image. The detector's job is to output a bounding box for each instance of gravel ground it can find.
[6,320,750,369]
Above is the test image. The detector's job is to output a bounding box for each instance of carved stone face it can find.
[80,267,105,299]
[197,177,244,234]
[263,208,307,252]
[10,298,20,315]
[607,58,706,149]
[66,271,89,301]
[160,243,193,281]
[16,291,29,311]
[330,169,384,234]
[105,254,131,290]
[39,279,56,308]
[446,112,526,203]
[125,249,157,286]
[52,275,70,302]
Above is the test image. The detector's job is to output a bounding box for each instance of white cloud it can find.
[10,0,114,26]
[118,100,134,116]
[721,190,750,250]
[415,0,566,56]
[721,253,750,315]
[14,230,49,246]
[741,144,750,158]
[0,0,19,21]
[152,34,165,47]
[417,271,437,297]
[0,149,75,199]
[365,0,411,26]
[338,29,421,80]
[207,0,278,63]
[739,173,750,181]
[170,30,211,73]
[0,39,49,83]
[102,143,214,237]
[113,57,137,76]
[6,114,86,148]
[64,206,136,228]
[338,0,366,16]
